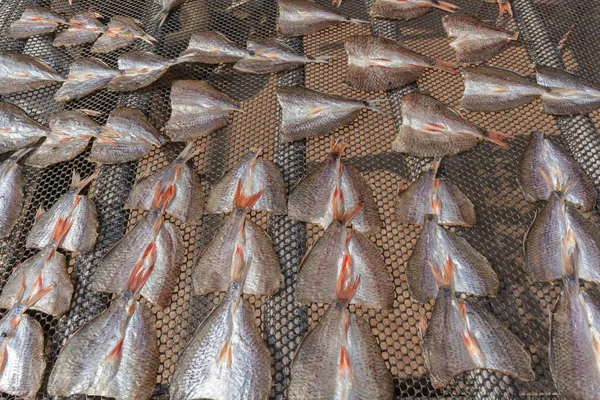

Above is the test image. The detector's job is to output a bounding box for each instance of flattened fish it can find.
[422,258,533,388]
[206,149,287,215]
[395,159,475,227]
[53,12,106,47]
[0,148,32,238]
[91,16,156,54]
[179,31,249,64]
[108,51,188,92]
[234,38,331,74]
[289,269,394,400]
[296,187,394,308]
[55,58,120,102]
[483,0,512,16]
[0,52,64,95]
[370,0,459,21]
[277,86,383,142]
[517,131,596,210]
[48,254,158,400]
[153,0,187,28]
[407,207,498,303]
[536,65,600,115]
[165,80,240,142]
[89,107,163,164]
[442,14,518,65]
[345,35,457,91]
[460,66,546,112]
[7,7,66,39]
[170,247,272,400]
[0,217,73,317]
[0,103,48,154]
[125,143,204,225]
[192,183,282,296]
[278,0,369,37]
[288,138,381,234]
[26,110,101,168]
[549,232,600,400]
[392,93,511,157]
[27,170,99,253]
[0,279,55,399]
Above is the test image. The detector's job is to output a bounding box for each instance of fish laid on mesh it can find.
[0,52,64,95]
[370,0,459,21]
[91,16,156,54]
[536,66,600,115]
[7,6,67,39]
[0,148,33,238]
[0,103,48,154]
[55,58,121,103]
[179,31,250,64]
[53,12,106,47]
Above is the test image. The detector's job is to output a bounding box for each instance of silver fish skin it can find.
[345,35,457,91]
[125,143,204,225]
[165,80,240,142]
[53,12,106,47]
[26,110,101,168]
[154,0,187,28]
[517,131,597,210]
[460,66,547,112]
[0,148,31,239]
[525,191,600,284]
[288,138,381,234]
[7,7,66,39]
[289,270,394,400]
[277,86,383,143]
[170,247,272,400]
[392,93,511,157]
[278,0,369,37]
[55,58,120,103]
[0,103,48,154]
[536,66,600,115]
[442,14,518,65]
[89,107,163,164]
[0,52,64,95]
[48,261,159,400]
[422,258,533,388]
[108,51,178,92]
[370,0,459,20]
[179,32,249,64]
[297,187,394,308]
[234,38,331,74]
[91,16,156,54]
[26,171,99,253]
[395,159,475,227]
[205,150,287,215]
[407,213,498,303]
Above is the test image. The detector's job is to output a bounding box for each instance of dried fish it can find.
[165,80,240,142]
[125,143,204,225]
[0,148,32,238]
[55,58,120,103]
[277,86,384,142]
[171,246,272,400]
[289,268,394,399]
[154,0,188,28]
[193,182,282,296]
[371,0,459,21]
[205,149,287,215]
[536,65,600,115]
[53,12,106,47]
[89,107,163,164]
[297,187,394,308]
[422,258,533,388]
[179,31,249,64]
[345,35,457,91]
[278,0,369,37]
[91,16,156,54]
[460,66,546,112]
[392,93,511,157]
[27,171,99,254]
[0,52,64,95]
[7,7,66,39]
[517,131,596,210]
[288,138,381,234]
[0,103,48,154]
[26,110,101,168]
[442,14,518,65]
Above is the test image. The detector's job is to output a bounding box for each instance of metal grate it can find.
[0,0,599,398]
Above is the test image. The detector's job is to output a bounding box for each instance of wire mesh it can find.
[0,0,599,398]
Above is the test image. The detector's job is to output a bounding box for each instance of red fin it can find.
[230,245,250,283]
[460,306,484,366]
[50,217,73,247]
[334,256,360,305]
[72,196,82,208]
[233,180,264,212]
[159,185,176,213]
[339,347,353,375]
[105,338,124,363]
[151,183,163,210]
[484,131,512,148]
[332,186,345,221]
[331,137,347,158]
[344,230,355,247]
[490,85,507,93]
[0,347,7,376]
[35,206,45,221]
[8,316,22,336]
[434,59,459,75]
[498,0,512,16]
[430,256,454,289]
[423,123,445,133]
[396,183,408,195]
[218,341,233,367]
[73,168,100,194]
[561,229,578,278]
[22,274,55,310]
[418,314,428,341]
[125,242,156,295]
[434,0,460,12]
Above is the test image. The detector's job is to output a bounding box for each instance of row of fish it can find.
[8,8,155,53]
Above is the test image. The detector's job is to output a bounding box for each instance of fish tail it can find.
[434,1,460,12]
[330,137,347,157]
[561,229,579,279]
[50,216,73,248]
[498,1,513,16]
[21,274,56,311]
[174,53,197,64]
[363,100,387,115]
[152,7,169,29]
[430,256,455,290]
[332,186,363,224]
[334,254,360,305]
[125,242,157,295]
[230,245,252,285]
[233,180,264,212]
[332,0,343,7]
[141,33,157,44]
[177,142,203,163]
[348,18,370,26]
[484,131,512,148]
[9,147,35,162]
[433,59,459,75]
[72,168,100,193]
[310,55,334,64]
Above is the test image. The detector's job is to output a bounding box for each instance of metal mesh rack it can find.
[0,0,599,398]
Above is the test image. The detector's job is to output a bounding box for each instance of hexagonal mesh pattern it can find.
[0,0,599,398]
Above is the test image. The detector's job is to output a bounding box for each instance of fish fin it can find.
[331,137,347,157]
[10,147,35,162]
[459,301,485,366]
[22,274,55,311]
[233,180,264,212]
[430,256,455,290]
[125,242,157,295]
[484,131,512,148]
[423,123,445,133]
[72,168,100,194]
[50,216,74,248]
[151,7,169,29]
[218,340,233,367]
[418,313,428,341]
[0,347,7,376]
[433,59,459,75]
[78,109,102,116]
[334,254,361,305]
[363,100,387,115]
[498,1,513,16]
[105,338,124,365]
[435,1,460,12]
[311,55,334,64]
[230,245,251,285]
[348,18,370,26]
[178,142,202,163]
[332,0,343,7]
[339,346,353,375]
[561,229,578,278]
